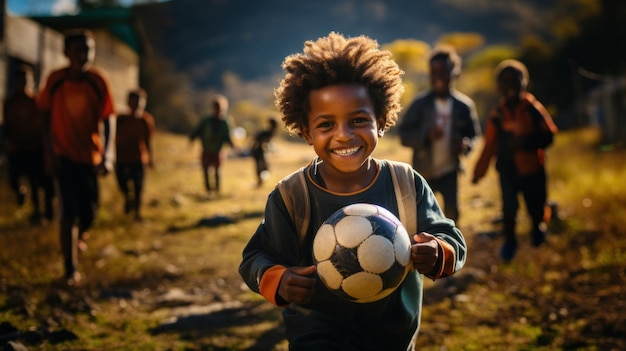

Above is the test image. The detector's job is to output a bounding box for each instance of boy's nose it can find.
[335,123,354,140]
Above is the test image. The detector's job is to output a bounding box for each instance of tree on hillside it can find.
[140,56,198,134]
[436,32,485,56]
[382,39,430,106]
[519,0,626,126]
[460,45,519,122]
[385,34,496,119]
[221,72,279,135]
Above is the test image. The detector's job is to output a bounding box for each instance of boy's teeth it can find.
[334,147,359,156]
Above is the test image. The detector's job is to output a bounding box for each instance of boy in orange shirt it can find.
[115,88,155,221]
[37,29,115,285]
[472,59,558,262]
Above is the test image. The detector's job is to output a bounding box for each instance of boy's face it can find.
[66,37,95,71]
[128,94,146,113]
[212,101,222,116]
[429,59,452,97]
[497,69,523,101]
[302,84,379,176]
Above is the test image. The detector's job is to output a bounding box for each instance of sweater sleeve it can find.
[239,189,302,306]
[472,109,499,182]
[413,172,467,280]
[464,97,482,153]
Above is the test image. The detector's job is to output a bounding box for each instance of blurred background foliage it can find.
[16,0,626,138]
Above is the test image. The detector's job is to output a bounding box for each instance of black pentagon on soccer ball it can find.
[364,215,397,242]
[379,261,407,289]
[324,208,348,226]
[330,245,361,277]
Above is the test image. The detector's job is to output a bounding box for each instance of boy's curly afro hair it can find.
[275,32,405,137]
[494,59,529,90]
[428,44,462,77]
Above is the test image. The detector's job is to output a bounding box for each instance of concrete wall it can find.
[0,14,140,123]
[91,29,140,111]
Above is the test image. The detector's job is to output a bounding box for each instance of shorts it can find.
[115,162,145,191]
[57,157,99,227]
[201,151,222,168]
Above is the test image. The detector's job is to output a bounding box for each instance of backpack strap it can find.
[276,166,310,244]
[385,160,418,235]
[277,160,419,245]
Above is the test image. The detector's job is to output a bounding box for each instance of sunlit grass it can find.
[1,127,625,350]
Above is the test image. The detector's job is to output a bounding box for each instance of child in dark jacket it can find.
[239,32,467,351]
[398,45,481,222]
[189,94,233,197]
[250,117,278,187]
[472,59,558,262]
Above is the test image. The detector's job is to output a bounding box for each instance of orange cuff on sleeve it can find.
[259,265,288,306]
[432,238,457,279]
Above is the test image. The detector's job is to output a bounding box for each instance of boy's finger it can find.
[291,265,316,276]
[413,233,431,243]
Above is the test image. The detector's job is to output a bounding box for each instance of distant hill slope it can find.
[134,0,554,89]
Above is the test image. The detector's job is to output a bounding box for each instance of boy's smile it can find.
[302,84,380,191]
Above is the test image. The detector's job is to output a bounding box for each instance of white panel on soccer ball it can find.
[376,206,401,225]
[343,203,378,217]
[317,260,343,290]
[334,216,373,248]
[342,271,383,299]
[313,224,337,262]
[393,225,412,267]
[358,235,395,274]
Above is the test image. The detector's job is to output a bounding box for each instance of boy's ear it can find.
[377,120,386,137]
[301,126,314,145]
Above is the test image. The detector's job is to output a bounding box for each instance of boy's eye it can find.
[317,121,334,129]
[353,116,375,126]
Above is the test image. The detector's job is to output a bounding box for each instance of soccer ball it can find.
[312,203,412,303]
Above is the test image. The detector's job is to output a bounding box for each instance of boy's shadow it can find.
[149,300,285,351]
[166,211,264,233]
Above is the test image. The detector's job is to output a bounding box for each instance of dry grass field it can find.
[0,127,624,350]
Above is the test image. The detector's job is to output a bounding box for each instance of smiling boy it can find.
[239,32,467,350]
